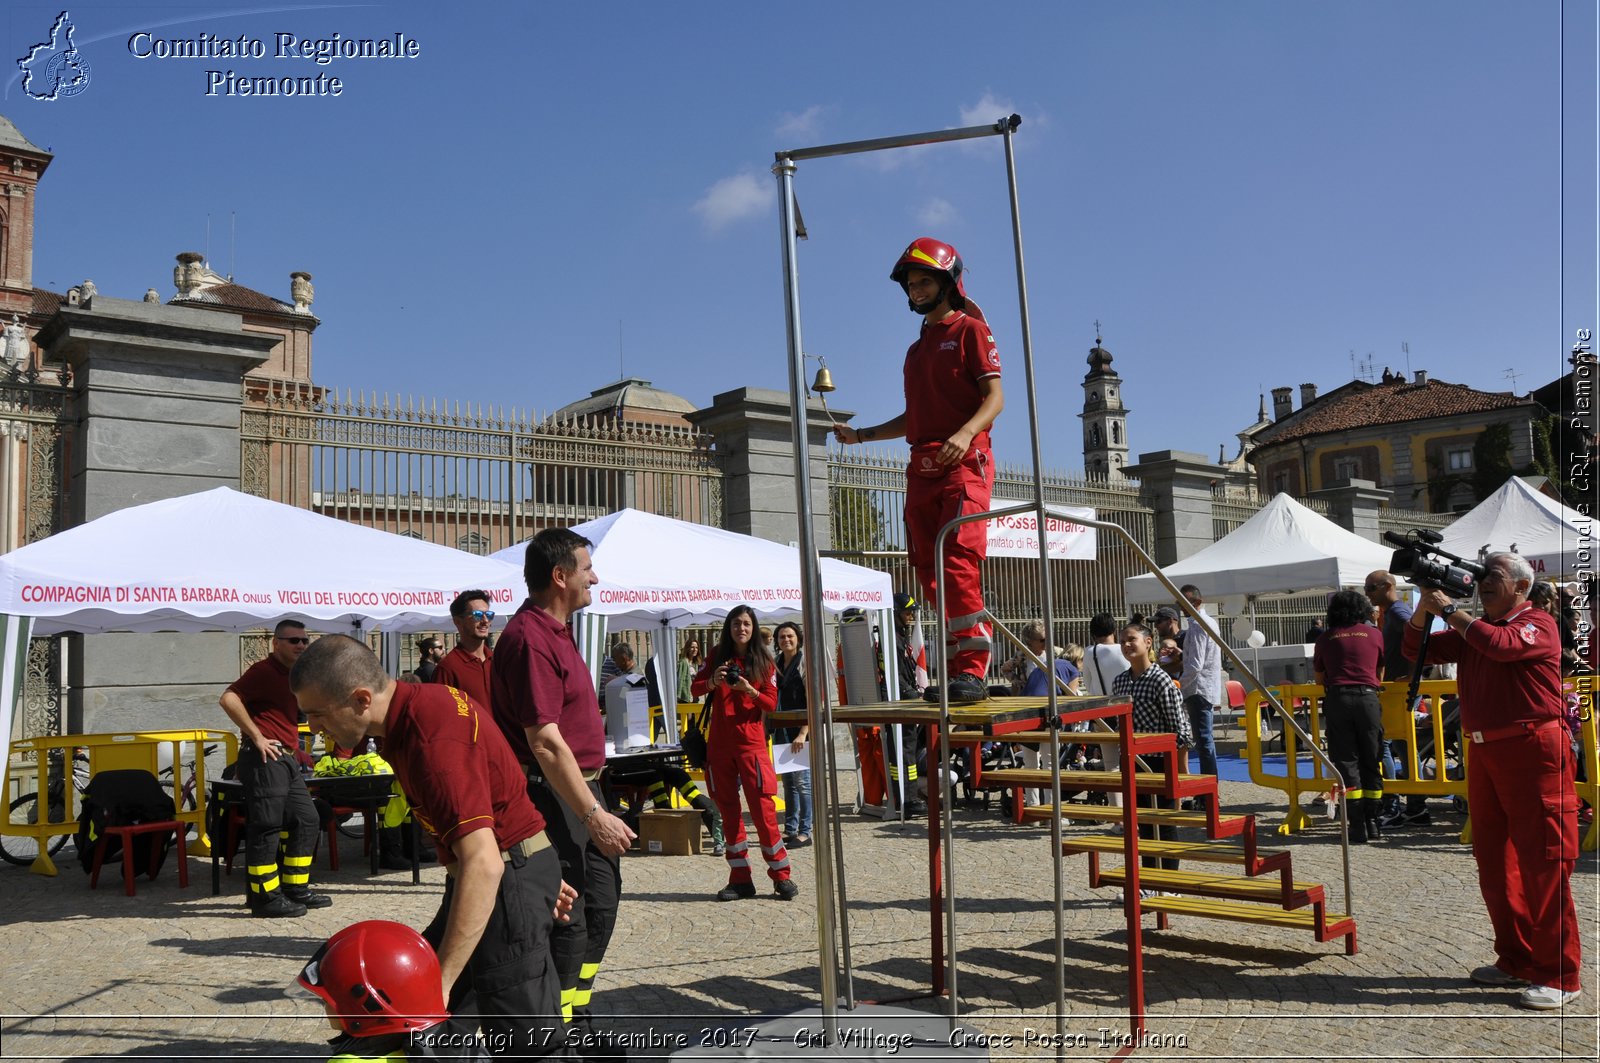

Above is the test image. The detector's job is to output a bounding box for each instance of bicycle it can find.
[1,747,90,866]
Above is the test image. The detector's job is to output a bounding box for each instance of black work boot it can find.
[249,890,307,918]
[715,880,757,901]
[924,673,988,705]
[283,885,332,908]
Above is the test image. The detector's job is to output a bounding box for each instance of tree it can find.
[829,485,891,555]
[1471,423,1515,503]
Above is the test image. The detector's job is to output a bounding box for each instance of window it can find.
[1088,425,1101,448]
[1447,449,1472,471]
[457,531,488,556]
[1332,456,1361,480]
[1271,470,1292,494]
[1111,421,1122,445]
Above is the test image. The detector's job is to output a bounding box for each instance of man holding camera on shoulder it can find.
[1402,551,1579,1011]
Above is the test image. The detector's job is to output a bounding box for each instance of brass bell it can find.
[810,364,836,394]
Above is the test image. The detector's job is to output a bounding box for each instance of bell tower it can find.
[1080,327,1129,480]
[0,113,52,321]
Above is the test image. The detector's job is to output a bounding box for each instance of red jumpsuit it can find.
[1404,604,1580,992]
[692,658,791,886]
[902,311,999,680]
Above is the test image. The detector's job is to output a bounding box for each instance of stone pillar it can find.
[687,387,842,549]
[1123,450,1227,567]
[34,297,277,732]
[1311,477,1391,543]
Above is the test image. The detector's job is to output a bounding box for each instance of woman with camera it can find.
[691,605,798,902]
[772,621,813,849]
[1312,589,1386,842]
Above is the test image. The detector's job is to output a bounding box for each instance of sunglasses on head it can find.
[277,635,311,645]
[468,609,495,622]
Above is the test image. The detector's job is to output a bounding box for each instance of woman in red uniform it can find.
[1313,589,1386,842]
[692,605,797,901]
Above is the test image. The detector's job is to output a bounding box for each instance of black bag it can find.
[681,694,712,769]
[75,769,177,874]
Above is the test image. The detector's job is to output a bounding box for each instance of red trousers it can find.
[1468,721,1581,991]
[905,449,993,679]
[705,741,790,884]
[854,726,885,806]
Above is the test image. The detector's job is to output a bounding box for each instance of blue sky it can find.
[4,1,1595,473]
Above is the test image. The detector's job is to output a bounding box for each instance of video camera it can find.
[1382,528,1487,599]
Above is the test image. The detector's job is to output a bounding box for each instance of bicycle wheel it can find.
[1,792,70,866]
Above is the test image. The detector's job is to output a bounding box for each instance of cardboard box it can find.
[637,809,702,855]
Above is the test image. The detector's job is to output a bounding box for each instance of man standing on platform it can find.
[834,237,1003,705]
[1178,585,1222,807]
[218,619,328,918]
[434,590,495,712]
[492,528,635,1053]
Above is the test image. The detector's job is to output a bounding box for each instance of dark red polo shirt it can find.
[382,681,543,866]
[490,600,606,772]
[433,644,494,712]
[226,655,300,748]
[1313,624,1383,688]
[1402,602,1564,731]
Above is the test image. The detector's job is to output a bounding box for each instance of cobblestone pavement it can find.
[2,767,1595,1062]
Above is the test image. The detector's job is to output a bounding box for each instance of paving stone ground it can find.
[2,749,1595,1062]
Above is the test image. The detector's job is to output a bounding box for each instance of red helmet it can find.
[890,237,968,300]
[298,920,447,1037]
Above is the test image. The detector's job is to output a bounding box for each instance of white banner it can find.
[986,505,1098,561]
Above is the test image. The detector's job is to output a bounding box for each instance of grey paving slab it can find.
[1,773,1594,1062]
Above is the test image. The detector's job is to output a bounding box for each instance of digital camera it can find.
[1383,529,1487,599]
[724,664,742,685]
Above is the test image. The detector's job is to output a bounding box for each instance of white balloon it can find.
[1230,615,1253,641]
[1246,630,1267,648]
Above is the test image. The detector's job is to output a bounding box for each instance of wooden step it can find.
[1139,895,1357,948]
[1061,834,1288,875]
[1021,803,1251,838]
[983,767,1215,800]
[957,729,1178,756]
[1092,865,1322,909]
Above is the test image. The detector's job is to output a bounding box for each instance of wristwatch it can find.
[1439,604,1459,620]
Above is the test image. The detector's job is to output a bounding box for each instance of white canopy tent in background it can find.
[0,486,526,746]
[491,508,893,716]
[1434,476,1594,577]
[1123,492,1398,604]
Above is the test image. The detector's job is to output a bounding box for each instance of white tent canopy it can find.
[491,508,893,629]
[1123,492,1397,603]
[1435,476,1593,577]
[0,486,526,635]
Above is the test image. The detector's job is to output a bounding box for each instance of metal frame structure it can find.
[774,115,1353,1052]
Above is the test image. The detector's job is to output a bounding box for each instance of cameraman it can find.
[1402,551,1579,1011]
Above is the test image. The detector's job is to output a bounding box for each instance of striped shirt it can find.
[1113,665,1192,747]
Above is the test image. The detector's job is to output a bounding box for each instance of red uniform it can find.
[433,645,494,715]
[902,311,999,680]
[227,656,300,748]
[1404,604,1579,992]
[489,602,606,772]
[692,657,790,885]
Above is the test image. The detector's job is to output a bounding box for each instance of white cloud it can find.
[917,197,957,227]
[960,92,1018,129]
[692,171,775,231]
[776,105,824,141]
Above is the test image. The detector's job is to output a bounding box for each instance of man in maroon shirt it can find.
[292,634,571,1058]
[491,528,634,1052]
[433,589,495,712]
[218,619,327,918]
[1404,551,1580,1011]
[834,237,1004,705]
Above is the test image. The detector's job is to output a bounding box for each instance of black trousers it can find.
[1324,686,1385,816]
[423,843,567,1059]
[236,743,317,894]
[528,777,621,1031]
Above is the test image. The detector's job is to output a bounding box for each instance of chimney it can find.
[1299,382,1317,407]
[1414,369,1428,385]
[173,251,205,298]
[1271,387,1294,421]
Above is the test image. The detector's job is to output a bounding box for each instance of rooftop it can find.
[1249,376,1531,448]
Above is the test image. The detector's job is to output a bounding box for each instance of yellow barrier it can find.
[1245,677,1598,850]
[3,730,237,876]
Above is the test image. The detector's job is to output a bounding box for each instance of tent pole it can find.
[774,154,845,1041]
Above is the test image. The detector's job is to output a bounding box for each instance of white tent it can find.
[491,508,891,714]
[0,486,526,635]
[1435,476,1594,577]
[1123,492,1397,602]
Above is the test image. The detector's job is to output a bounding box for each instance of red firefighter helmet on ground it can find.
[298,920,447,1037]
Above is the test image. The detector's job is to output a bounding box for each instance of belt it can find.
[1469,718,1562,745]
[444,831,550,877]
[1328,685,1379,694]
[528,769,601,784]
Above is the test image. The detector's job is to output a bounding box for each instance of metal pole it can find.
[778,115,1018,163]
[774,156,844,1041]
[999,117,1070,1062]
